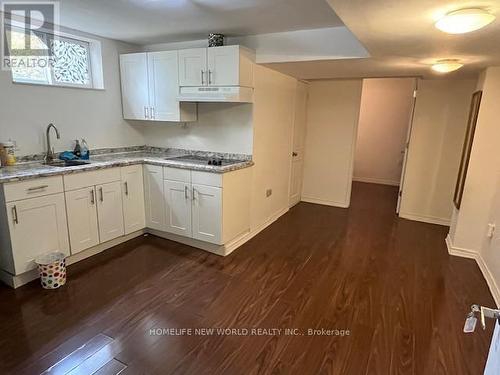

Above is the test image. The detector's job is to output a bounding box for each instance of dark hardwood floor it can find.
[0,182,495,374]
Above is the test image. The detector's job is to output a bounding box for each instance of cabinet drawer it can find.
[163,167,190,183]
[64,168,121,191]
[192,171,222,187]
[3,176,64,202]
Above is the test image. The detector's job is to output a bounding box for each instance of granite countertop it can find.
[0,149,254,184]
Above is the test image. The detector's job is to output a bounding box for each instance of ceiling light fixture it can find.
[431,59,464,73]
[435,8,496,34]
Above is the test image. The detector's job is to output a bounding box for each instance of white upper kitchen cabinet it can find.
[119,53,149,120]
[164,179,192,237]
[120,51,197,122]
[5,194,70,275]
[65,187,100,254]
[96,181,125,243]
[178,45,254,87]
[178,48,207,87]
[121,165,146,235]
[191,184,222,244]
[207,46,253,87]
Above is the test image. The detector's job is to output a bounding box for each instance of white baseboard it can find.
[1,230,145,289]
[446,234,500,308]
[399,212,450,226]
[301,196,349,208]
[352,177,400,186]
[148,207,290,257]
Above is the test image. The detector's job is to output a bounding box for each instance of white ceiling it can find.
[57,0,343,45]
[269,0,500,79]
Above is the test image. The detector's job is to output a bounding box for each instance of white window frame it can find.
[5,20,103,90]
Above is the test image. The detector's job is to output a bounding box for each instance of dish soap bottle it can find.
[81,139,90,160]
[3,140,17,166]
[73,139,81,158]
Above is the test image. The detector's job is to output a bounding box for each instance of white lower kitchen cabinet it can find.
[121,165,146,235]
[144,164,166,231]
[96,181,125,243]
[192,184,222,244]
[65,187,100,254]
[2,193,70,275]
[164,179,192,237]
[160,167,251,247]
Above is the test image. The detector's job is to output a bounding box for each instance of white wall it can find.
[0,28,144,156]
[143,27,369,63]
[251,64,297,230]
[447,67,500,305]
[353,78,415,186]
[301,79,363,208]
[399,79,476,225]
[139,103,253,155]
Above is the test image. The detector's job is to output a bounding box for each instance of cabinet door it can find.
[178,48,207,86]
[207,46,239,86]
[164,180,192,237]
[119,53,149,120]
[6,194,70,275]
[192,184,222,244]
[65,187,100,254]
[148,51,181,121]
[143,164,166,231]
[121,165,146,235]
[96,181,125,243]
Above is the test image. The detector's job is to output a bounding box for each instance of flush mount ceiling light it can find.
[431,59,464,73]
[435,8,496,34]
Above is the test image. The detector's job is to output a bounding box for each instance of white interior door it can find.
[121,165,146,235]
[6,194,70,275]
[148,51,181,121]
[397,78,418,214]
[484,321,500,375]
[164,180,192,237]
[192,184,222,244]
[65,187,100,254]
[96,181,125,243]
[143,164,166,231]
[178,48,207,86]
[119,53,149,120]
[207,45,239,86]
[289,81,308,207]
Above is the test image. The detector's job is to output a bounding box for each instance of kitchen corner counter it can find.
[0,151,254,184]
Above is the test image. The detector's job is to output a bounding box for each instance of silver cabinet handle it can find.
[124,181,129,196]
[208,70,212,85]
[184,185,188,200]
[201,70,205,85]
[150,107,155,120]
[12,205,18,224]
[90,189,95,205]
[144,106,149,119]
[27,185,49,192]
[192,187,197,202]
[99,187,104,202]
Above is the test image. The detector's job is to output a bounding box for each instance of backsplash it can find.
[15,145,252,164]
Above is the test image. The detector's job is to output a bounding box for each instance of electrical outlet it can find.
[266,189,272,198]
[487,223,496,238]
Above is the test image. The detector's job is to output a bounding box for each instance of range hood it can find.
[178,86,253,103]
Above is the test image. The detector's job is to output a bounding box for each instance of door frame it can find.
[396,78,419,214]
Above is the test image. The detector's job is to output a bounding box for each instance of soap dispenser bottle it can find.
[81,139,89,160]
[73,139,81,158]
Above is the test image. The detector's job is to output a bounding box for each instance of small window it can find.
[6,27,94,88]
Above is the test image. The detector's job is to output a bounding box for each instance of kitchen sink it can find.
[44,160,91,168]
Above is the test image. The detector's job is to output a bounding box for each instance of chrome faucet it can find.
[45,123,60,163]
